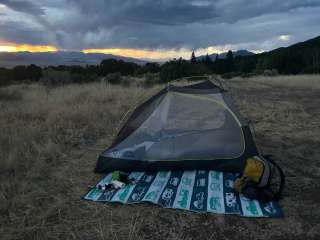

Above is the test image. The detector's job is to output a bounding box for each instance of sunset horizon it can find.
[0,39,292,60]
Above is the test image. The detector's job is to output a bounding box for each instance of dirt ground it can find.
[1,75,320,240]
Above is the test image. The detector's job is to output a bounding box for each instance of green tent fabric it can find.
[84,170,283,218]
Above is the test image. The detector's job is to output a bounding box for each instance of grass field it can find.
[1,75,320,239]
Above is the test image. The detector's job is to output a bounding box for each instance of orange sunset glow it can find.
[0,44,58,52]
[82,48,191,59]
[0,43,230,59]
[82,47,226,60]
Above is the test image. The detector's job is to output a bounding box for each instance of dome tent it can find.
[95,80,258,173]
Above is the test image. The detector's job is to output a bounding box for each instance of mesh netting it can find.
[104,92,245,161]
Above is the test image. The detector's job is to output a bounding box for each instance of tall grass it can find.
[0,82,147,239]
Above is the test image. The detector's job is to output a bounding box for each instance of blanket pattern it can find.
[84,170,283,218]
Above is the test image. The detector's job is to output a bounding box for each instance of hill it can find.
[0,51,147,67]
[236,35,320,74]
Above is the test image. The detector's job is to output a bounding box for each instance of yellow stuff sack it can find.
[234,156,266,193]
[243,157,264,183]
[234,155,285,202]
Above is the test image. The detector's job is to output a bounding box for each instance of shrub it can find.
[104,72,122,84]
[120,77,132,87]
[160,59,211,82]
[41,69,71,88]
[241,72,257,78]
[144,73,160,87]
[221,72,239,79]
[100,59,140,76]
[160,59,193,82]
[302,66,320,74]
[263,69,279,76]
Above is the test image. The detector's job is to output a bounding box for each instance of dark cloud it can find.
[0,0,44,15]
[213,0,320,23]
[1,0,320,54]
[66,0,218,25]
[0,20,50,45]
[107,1,218,25]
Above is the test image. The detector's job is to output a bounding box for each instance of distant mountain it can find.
[197,50,255,61]
[218,50,255,58]
[0,51,147,67]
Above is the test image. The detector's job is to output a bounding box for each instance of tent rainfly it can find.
[95,80,258,173]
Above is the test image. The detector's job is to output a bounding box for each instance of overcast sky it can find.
[0,0,320,59]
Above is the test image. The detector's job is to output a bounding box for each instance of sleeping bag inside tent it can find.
[95,80,258,173]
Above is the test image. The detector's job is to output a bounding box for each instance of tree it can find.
[190,51,197,64]
[205,54,212,65]
[160,57,211,82]
[13,65,28,81]
[226,50,234,72]
[234,56,257,73]
[226,50,234,62]
[99,59,140,76]
[27,64,42,81]
[138,62,161,74]
[0,67,13,86]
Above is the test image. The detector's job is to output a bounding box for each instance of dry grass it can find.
[1,75,320,239]
[230,74,320,90]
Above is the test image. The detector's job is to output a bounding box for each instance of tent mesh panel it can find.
[104,92,245,161]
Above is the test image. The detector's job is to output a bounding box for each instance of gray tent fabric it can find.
[95,80,258,173]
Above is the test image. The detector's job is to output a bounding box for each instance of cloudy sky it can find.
[0,0,320,59]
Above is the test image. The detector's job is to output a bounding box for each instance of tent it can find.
[95,80,258,173]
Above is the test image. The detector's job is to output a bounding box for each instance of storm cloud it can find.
[1,0,320,54]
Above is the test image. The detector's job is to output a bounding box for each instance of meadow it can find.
[1,75,320,239]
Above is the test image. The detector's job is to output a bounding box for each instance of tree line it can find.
[1,35,320,87]
[159,36,320,81]
[0,60,161,87]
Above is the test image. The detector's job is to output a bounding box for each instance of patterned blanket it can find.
[84,170,283,218]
